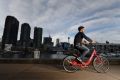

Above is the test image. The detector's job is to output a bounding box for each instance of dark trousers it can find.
[75,43,90,60]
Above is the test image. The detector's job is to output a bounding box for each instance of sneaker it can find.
[76,57,82,62]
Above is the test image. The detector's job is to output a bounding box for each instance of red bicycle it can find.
[63,46,109,73]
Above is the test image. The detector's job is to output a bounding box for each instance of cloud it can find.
[0,0,120,44]
[86,26,120,43]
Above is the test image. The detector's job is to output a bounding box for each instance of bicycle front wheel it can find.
[93,56,109,73]
[63,56,78,73]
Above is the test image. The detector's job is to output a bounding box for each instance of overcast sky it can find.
[0,0,120,44]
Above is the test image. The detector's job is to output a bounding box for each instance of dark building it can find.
[43,36,53,48]
[43,36,52,44]
[60,42,70,50]
[33,27,43,48]
[20,23,31,47]
[56,38,60,47]
[2,16,19,49]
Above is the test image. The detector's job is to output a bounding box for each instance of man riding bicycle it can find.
[74,26,95,65]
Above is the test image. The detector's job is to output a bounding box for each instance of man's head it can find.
[78,26,85,32]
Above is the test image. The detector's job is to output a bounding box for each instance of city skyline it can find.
[0,0,120,44]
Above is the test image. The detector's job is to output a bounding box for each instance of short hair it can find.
[78,26,84,31]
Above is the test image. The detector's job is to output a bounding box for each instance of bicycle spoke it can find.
[93,56,109,73]
[63,56,78,73]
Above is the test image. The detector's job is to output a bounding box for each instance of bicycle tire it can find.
[63,56,79,73]
[93,56,109,73]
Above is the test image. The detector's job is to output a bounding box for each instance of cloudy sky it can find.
[0,0,120,44]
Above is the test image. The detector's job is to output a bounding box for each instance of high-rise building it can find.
[43,36,52,44]
[33,27,43,48]
[2,16,19,49]
[43,36,53,47]
[20,23,31,47]
[56,38,60,47]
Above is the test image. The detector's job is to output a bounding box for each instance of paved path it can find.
[0,64,119,80]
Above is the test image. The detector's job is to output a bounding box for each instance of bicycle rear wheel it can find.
[63,56,79,73]
[93,56,109,73]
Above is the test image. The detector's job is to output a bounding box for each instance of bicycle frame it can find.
[72,48,99,67]
[85,49,98,66]
[63,47,109,73]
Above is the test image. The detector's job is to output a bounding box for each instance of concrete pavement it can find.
[0,63,119,80]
